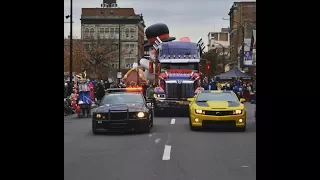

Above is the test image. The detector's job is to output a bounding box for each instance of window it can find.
[84,28,89,38]
[125,28,129,38]
[105,28,109,38]
[130,28,135,38]
[99,28,104,38]
[110,10,114,15]
[89,28,95,38]
[130,44,135,54]
[125,44,129,49]
[109,28,114,38]
[100,93,143,105]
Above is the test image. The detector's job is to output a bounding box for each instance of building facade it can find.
[228,1,256,69]
[207,28,230,72]
[80,5,145,70]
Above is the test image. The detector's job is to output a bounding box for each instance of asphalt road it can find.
[64,103,256,180]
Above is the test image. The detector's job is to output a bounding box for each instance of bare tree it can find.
[84,37,125,78]
[64,38,88,73]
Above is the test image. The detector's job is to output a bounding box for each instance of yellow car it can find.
[187,90,247,131]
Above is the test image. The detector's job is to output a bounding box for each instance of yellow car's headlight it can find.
[195,109,205,114]
[233,110,243,114]
[137,112,145,118]
[96,114,101,118]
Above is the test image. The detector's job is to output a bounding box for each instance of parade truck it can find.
[144,37,209,116]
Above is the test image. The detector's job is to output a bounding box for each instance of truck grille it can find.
[165,82,195,98]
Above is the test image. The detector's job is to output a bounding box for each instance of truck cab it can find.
[152,41,203,115]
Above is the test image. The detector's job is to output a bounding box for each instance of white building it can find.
[207,28,230,51]
[207,28,230,72]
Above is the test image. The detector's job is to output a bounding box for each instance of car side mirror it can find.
[240,98,246,103]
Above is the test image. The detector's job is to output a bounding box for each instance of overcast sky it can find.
[64,0,255,44]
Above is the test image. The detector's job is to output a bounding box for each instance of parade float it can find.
[75,71,93,118]
[138,23,210,116]
[121,63,147,86]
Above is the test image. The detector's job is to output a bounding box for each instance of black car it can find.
[92,88,153,134]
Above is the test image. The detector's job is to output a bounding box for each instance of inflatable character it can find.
[139,23,176,81]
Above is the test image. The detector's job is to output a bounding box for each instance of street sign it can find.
[117,72,122,78]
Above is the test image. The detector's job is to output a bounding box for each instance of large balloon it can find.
[180,37,191,42]
[140,58,155,80]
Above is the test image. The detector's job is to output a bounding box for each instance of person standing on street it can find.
[96,83,106,101]
[67,81,73,97]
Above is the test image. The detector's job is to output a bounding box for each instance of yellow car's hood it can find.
[194,100,244,110]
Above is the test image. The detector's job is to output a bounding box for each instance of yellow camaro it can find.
[188,90,247,131]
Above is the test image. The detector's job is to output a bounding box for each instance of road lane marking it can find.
[241,165,249,168]
[148,133,155,137]
[170,118,176,124]
[162,145,171,160]
[155,138,161,143]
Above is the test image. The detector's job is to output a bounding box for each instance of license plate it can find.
[98,121,102,124]
[177,101,183,105]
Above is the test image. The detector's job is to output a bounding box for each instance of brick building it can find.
[80,2,146,70]
[228,1,256,69]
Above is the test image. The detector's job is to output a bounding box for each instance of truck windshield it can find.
[160,63,199,73]
[161,48,198,56]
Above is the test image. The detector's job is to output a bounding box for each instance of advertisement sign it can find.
[244,51,253,66]
[243,39,253,66]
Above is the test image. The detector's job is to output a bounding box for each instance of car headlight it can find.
[96,114,101,118]
[137,112,145,118]
[233,110,242,114]
[195,109,205,114]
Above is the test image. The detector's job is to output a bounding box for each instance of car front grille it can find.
[205,111,234,116]
[98,112,137,120]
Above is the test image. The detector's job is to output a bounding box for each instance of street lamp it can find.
[66,0,73,83]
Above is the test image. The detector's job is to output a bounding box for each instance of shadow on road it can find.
[182,124,256,133]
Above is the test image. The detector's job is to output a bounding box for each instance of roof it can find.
[81,8,136,16]
[216,67,252,80]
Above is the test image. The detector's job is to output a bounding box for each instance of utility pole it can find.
[118,23,121,83]
[69,0,73,82]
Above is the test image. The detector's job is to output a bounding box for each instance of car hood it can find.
[194,101,243,110]
[94,103,145,113]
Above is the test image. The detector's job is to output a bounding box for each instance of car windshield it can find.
[196,92,238,102]
[100,93,143,105]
